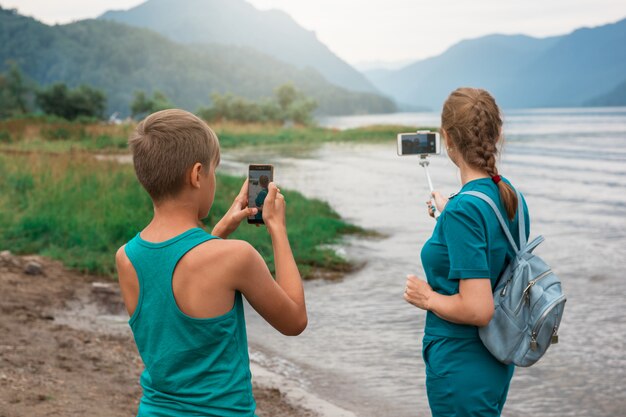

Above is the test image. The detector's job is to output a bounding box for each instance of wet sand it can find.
[0,251,318,417]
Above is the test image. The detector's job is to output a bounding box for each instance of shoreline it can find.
[250,362,356,417]
[0,251,353,417]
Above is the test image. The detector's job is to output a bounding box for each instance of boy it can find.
[116,109,307,416]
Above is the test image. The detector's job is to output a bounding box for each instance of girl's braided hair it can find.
[441,87,518,220]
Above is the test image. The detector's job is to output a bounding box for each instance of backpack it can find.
[460,190,566,367]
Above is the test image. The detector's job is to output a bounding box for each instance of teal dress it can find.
[124,228,257,417]
[420,177,529,417]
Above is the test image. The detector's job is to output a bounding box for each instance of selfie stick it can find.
[419,155,440,219]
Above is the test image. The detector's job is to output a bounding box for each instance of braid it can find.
[442,88,518,220]
[474,100,498,177]
[464,98,497,175]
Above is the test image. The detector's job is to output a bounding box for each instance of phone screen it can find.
[248,164,273,224]
[399,133,439,155]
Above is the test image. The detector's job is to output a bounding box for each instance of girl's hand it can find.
[426,191,449,217]
[404,274,434,311]
[212,179,257,239]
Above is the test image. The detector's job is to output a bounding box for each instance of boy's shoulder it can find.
[115,244,131,268]
[115,237,262,281]
[176,238,262,274]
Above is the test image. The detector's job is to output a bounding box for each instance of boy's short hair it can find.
[129,109,220,202]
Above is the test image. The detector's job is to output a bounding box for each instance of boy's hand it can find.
[212,179,257,239]
[262,183,286,234]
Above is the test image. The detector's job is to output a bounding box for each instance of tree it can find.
[274,83,317,124]
[0,62,32,118]
[130,90,172,118]
[275,83,298,112]
[198,83,318,125]
[36,83,106,120]
[288,97,318,125]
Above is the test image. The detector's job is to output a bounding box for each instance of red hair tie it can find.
[492,175,502,184]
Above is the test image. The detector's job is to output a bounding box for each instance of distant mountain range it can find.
[100,0,378,94]
[3,1,623,116]
[586,79,626,106]
[365,18,626,110]
[0,6,395,117]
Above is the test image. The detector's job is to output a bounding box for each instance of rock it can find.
[0,250,20,268]
[24,261,43,276]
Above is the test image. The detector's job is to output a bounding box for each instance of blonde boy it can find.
[116,109,307,416]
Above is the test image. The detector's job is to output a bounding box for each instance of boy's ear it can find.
[190,162,203,189]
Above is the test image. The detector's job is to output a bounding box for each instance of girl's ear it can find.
[190,162,203,189]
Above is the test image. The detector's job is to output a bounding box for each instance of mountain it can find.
[586,79,626,106]
[365,34,560,110]
[365,18,626,110]
[0,7,395,116]
[100,0,378,94]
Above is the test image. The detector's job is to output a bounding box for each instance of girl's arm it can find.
[404,275,494,327]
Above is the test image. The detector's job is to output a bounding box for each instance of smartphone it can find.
[397,132,440,156]
[248,164,274,224]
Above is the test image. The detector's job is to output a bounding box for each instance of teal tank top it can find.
[124,227,257,416]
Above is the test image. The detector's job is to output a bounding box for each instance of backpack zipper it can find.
[500,277,513,296]
[529,295,566,351]
[501,268,551,298]
[513,269,553,314]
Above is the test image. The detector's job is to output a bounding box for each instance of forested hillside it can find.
[0,7,395,116]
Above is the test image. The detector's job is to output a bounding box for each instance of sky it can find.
[2,0,624,67]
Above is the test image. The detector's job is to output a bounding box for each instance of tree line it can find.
[0,62,317,125]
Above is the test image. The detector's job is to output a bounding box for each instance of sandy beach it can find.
[0,251,350,417]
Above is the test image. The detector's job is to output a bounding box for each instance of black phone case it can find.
[247,165,273,224]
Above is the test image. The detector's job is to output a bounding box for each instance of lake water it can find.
[222,107,626,416]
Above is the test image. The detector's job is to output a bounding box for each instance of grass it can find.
[0,153,365,279]
[0,115,411,278]
[0,116,434,153]
[0,116,131,153]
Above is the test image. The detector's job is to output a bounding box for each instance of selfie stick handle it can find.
[419,155,440,219]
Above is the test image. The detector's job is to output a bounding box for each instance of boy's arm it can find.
[230,241,307,336]
[115,245,140,317]
[212,179,257,239]
[230,184,307,335]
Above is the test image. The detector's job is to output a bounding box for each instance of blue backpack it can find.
[461,190,566,367]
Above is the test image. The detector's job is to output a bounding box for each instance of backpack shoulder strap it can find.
[516,189,527,251]
[460,191,520,253]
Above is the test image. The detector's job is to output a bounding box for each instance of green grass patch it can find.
[0,116,131,153]
[0,153,364,279]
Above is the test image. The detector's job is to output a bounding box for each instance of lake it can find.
[222,107,626,416]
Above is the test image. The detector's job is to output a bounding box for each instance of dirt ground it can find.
[0,251,312,417]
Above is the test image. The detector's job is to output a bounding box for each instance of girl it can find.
[404,88,529,417]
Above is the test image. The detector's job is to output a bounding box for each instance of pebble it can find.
[24,261,43,276]
[0,250,20,268]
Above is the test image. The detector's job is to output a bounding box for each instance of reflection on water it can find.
[224,108,626,417]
